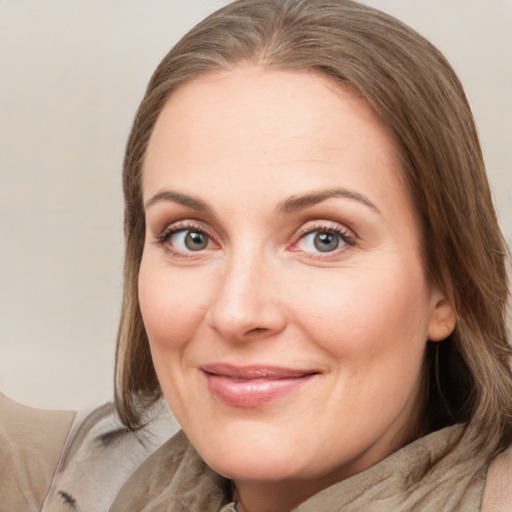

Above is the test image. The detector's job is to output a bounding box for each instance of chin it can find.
[193,431,319,482]
[208,454,306,482]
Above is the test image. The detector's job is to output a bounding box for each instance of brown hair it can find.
[115,0,512,458]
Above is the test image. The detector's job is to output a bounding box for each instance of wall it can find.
[1,0,511,410]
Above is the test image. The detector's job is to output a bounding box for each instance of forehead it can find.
[143,66,408,214]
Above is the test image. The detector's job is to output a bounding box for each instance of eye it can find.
[293,225,355,255]
[299,230,343,253]
[156,225,214,254]
[170,229,211,252]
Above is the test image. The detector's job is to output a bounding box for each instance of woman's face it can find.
[139,66,453,490]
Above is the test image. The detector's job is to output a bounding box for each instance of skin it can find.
[138,66,456,512]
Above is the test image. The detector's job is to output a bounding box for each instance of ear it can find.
[427,290,457,342]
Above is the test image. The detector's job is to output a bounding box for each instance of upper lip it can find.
[201,363,319,379]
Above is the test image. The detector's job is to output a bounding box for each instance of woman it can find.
[110,0,512,509]
[3,0,512,511]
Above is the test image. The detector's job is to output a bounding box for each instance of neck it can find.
[232,470,356,512]
[233,480,313,512]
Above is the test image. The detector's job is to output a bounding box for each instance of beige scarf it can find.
[111,424,488,512]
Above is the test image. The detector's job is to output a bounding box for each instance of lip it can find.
[201,363,319,407]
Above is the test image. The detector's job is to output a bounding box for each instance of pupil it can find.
[185,231,208,251]
[314,232,339,252]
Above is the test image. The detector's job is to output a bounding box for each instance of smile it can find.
[201,364,319,407]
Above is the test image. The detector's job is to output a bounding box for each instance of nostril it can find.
[248,327,265,334]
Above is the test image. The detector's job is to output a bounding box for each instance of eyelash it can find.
[153,220,356,258]
[290,222,356,257]
[154,221,215,252]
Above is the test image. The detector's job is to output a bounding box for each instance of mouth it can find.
[201,363,320,407]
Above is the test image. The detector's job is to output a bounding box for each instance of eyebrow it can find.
[144,187,378,216]
[275,188,379,215]
[144,189,213,214]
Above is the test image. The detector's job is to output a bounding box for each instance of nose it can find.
[206,250,287,343]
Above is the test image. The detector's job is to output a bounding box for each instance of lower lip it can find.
[204,373,316,407]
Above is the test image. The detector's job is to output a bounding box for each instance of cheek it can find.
[138,258,210,351]
[288,263,432,364]
[292,264,431,430]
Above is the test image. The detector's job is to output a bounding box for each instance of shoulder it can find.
[111,430,229,512]
[0,392,76,512]
[482,445,512,512]
[41,398,180,511]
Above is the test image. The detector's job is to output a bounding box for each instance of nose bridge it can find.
[207,243,285,341]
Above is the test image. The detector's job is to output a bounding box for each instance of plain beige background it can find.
[1,0,511,411]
